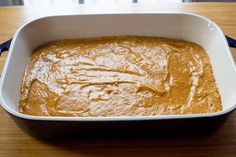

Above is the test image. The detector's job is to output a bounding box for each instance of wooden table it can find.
[0,3,236,157]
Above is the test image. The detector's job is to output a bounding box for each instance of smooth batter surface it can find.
[19,36,222,116]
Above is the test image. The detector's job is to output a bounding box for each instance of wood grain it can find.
[0,3,236,157]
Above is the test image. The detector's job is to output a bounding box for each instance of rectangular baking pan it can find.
[0,13,236,138]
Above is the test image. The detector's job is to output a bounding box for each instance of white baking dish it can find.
[0,13,236,137]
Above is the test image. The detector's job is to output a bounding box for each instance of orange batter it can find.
[19,36,222,116]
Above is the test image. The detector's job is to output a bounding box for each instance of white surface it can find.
[23,0,182,6]
[0,13,236,121]
[23,0,78,6]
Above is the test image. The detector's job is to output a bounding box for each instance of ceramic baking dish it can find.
[0,13,236,138]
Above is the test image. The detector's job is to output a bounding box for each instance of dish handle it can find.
[0,39,12,55]
[0,36,235,54]
[226,36,236,48]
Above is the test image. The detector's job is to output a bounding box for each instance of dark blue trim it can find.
[226,35,236,48]
[0,39,12,55]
